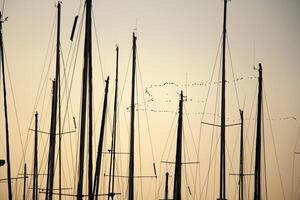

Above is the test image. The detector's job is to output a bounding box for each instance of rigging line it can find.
[246,81,258,200]
[195,33,222,200]
[225,138,239,198]
[184,104,198,159]
[203,44,222,200]
[203,81,220,200]
[31,13,56,123]
[201,128,220,199]
[91,8,105,83]
[60,43,75,126]
[160,113,177,163]
[182,111,198,200]
[60,44,78,178]
[226,35,241,110]
[262,103,268,200]
[60,50,78,188]
[263,85,286,200]
[155,112,177,199]
[136,81,145,200]
[182,134,189,200]
[2,43,26,163]
[136,49,156,163]
[182,130,196,200]
[227,125,240,195]
[165,118,178,164]
[19,12,56,174]
[61,7,86,190]
[120,48,132,105]
[291,128,300,199]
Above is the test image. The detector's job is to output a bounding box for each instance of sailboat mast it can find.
[173,91,183,200]
[165,172,169,200]
[56,2,62,200]
[87,0,94,198]
[45,3,61,200]
[239,110,244,200]
[220,0,228,199]
[23,164,27,200]
[254,64,263,200]
[77,0,93,198]
[45,80,57,200]
[108,45,119,200]
[0,11,12,200]
[93,77,110,200]
[128,32,137,200]
[33,112,38,200]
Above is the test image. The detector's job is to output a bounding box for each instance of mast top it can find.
[56,1,62,8]
[258,63,262,72]
[133,32,137,39]
[0,12,8,23]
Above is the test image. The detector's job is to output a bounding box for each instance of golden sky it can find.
[0,0,299,199]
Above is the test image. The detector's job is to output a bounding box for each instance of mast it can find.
[23,164,27,200]
[254,63,263,200]
[128,32,137,200]
[77,0,93,198]
[165,172,169,200]
[173,91,183,200]
[219,0,228,199]
[0,11,12,200]
[57,2,62,199]
[45,80,57,200]
[239,110,244,200]
[45,3,61,200]
[33,112,38,200]
[108,45,119,200]
[93,77,110,200]
[0,12,12,200]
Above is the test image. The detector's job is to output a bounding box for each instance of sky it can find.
[0,0,299,199]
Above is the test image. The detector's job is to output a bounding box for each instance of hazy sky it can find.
[0,0,299,199]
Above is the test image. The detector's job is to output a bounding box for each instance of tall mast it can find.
[173,91,183,200]
[33,112,38,200]
[0,11,12,200]
[45,80,57,200]
[45,3,61,200]
[108,45,119,200]
[23,164,27,200]
[165,172,169,200]
[57,2,62,199]
[93,77,110,200]
[254,63,263,200]
[77,0,93,198]
[239,110,244,200]
[128,32,137,200]
[87,0,94,198]
[219,0,228,199]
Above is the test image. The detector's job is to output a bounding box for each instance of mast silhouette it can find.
[45,3,61,200]
[33,112,38,200]
[0,11,12,200]
[239,110,244,200]
[254,63,263,200]
[23,164,27,200]
[219,0,228,199]
[173,91,183,200]
[93,77,110,200]
[77,0,93,198]
[128,32,137,200]
[165,172,169,200]
[107,45,119,200]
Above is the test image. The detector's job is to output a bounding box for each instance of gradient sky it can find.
[0,0,299,199]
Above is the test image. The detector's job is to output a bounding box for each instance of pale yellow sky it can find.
[0,0,299,199]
